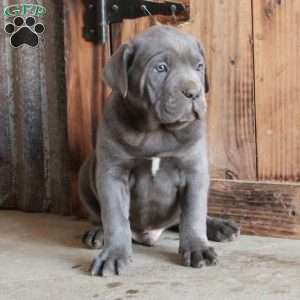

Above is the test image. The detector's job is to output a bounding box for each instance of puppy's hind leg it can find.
[82,227,104,249]
[207,216,240,242]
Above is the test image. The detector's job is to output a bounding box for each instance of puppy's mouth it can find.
[163,112,198,129]
[163,122,188,131]
[178,110,201,123]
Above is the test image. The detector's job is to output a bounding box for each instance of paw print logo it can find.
[4,16,45,48]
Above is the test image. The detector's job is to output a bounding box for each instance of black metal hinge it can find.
[83,0,186,44]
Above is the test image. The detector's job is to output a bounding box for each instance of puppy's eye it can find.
[155,63,168,73]
[196,62,204,71]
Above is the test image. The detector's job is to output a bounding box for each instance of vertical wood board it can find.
[253,0,300,182]
[64,0,110,215]
[0,0,70,213]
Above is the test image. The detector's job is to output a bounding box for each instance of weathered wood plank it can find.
[64,0,110,163]
[39,1,71,214]
[0,0,45,211]
[0,1,70,213]
[189,0,257,180]
[0,1,14,208]
[209,179,300,239]
[14,40,46,212]
[253,0,300,182]
[64,0,110,215]
[111,0,257,181]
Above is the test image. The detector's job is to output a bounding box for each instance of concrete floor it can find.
[0,212,300,300]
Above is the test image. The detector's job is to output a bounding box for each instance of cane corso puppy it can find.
[79,25,239,276]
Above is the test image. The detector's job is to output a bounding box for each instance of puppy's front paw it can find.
[90,246,132,277]
[179,240,218,268]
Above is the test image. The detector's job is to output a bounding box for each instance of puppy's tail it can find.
[78,153,101,225]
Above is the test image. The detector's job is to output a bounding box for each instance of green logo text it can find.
[3,4,47,17]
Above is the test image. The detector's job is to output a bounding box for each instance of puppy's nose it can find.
[182,88,201,101]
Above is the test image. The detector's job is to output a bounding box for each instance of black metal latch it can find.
[83,0,186,44]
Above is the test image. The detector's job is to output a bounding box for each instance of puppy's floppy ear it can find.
[103,43,134,98]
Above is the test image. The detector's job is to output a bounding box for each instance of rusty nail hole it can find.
[291,210,296,217]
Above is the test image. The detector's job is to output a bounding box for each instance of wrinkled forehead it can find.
[131,26,204,63]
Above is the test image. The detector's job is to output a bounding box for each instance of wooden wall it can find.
[0,1,70,213]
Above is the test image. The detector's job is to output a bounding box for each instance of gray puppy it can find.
[79,25,239,276]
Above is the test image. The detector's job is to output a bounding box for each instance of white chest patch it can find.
[151,157,161,176]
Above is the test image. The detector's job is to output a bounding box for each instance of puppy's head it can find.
[103,25,209,127]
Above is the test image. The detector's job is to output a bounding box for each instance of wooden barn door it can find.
[65,0,300,238]
[0,1,70,213]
